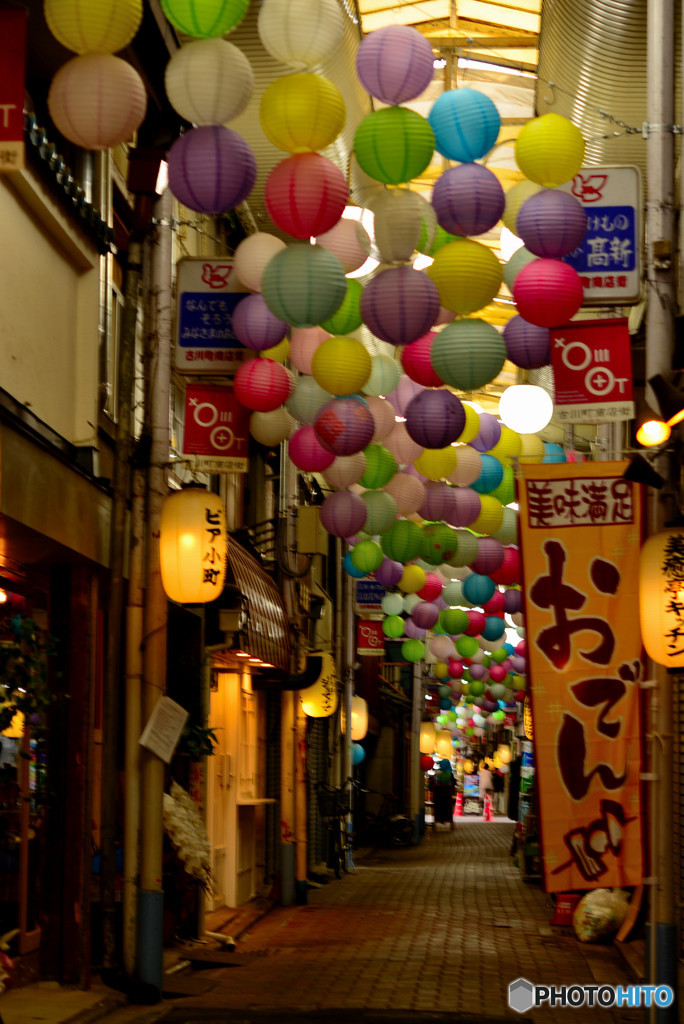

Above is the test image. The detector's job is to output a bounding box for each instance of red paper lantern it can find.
[489,546,520,586]
[512,258,584,327]
[265,153,348,238]
[233,358,293,412]
[420,754,434,772]
[289,424,335,472]
[401,331,443,387]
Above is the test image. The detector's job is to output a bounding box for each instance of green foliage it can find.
[0,615,60,735]
[178,720,218,762]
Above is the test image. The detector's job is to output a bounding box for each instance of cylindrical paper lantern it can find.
[286,374,331,425]
[233,358,292,412]
[259,73,345,154]
[45,0,142,53]
[311,336,371,397]
[419,721,436,754]
[361,489,398,535]
[316,217,372,274]
[323,452,367,489]
[363,353,402,397]
[361,266,440,347]
[265,153,347,238]
[503,316,551,369]
[512,258,584,327]
[233,232,286,292]
[314,397,375,456]
[401,332,443,388]
[257,0,345,70]
[289,424,335,472]
[299,653,339,717]
[384,472,426,516]
[369,189,437,265]
[161,0,249,37]
[356,24,434,104]
[502,179,542,233]
[262,244,347,328]
[319,280,363,336]
[516,188,587,258]
[448,446,482,487]
[360,445,397,490]
[405,389,465,449]
[430,319,507,391]
[432,163,505,237]
[381,519,423,563]
[640,530,684,668]
[426,239,502,315]
[354,107,435,186]
[250,407,295,446]
[160,487,227,603]
[320,490,368,538]
[428,87,501,162]
[164,38,254,124]
[232,294,288,352]
[366,396,395,441]
[168,125,256,213]
[515,113,585,188]
[48,54,146,150]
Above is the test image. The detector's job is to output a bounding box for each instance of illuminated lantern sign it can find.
[160,487,227,604]
[639,529,684,668]
[299,652,338,718]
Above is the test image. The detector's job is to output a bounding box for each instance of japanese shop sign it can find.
[354,577,386,613]
[356,619,385,657]
[182,384,249,472]
[0,9,26,172]
[560,165,641,305]
[175,258,251,373]
[550,318,634,423]
[518,461,643,893]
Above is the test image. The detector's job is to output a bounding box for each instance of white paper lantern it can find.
[233,232,286,292]
[164,38,254,125]
[286,374,331,424]
[499,385,553,434]
[369,189,437,264]
[48,54,146,150]
[322,452,367,488]
[250,407,295,446]
[299,652,339,717]
[362,352,401,397]
[430,635,456,660]
[258,0,345,70]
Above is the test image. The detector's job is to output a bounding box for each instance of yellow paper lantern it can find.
[160,487,227,604]
[456,404,481,444]
[426,238,502,315]
[523,696,533,740]
[398,564,427,594]
[497,743,512,764]
[262,336,290,364]
[419,721,435,754]
[2,710,24,739]
[299,651,339,717]
[518,433,545,463]
[502,179,542,233]
[342,695,369,740]
[311,336,372,397]
[413,446,459,481]
[45,0,142,54]
[640,530,684,668]
[435,729,453,757]
[488,427,523,466]
[259,73,346,154]
[463,758,475,774]
[433,661,450,680]
[469,494,505,536]
[515,113,586,188]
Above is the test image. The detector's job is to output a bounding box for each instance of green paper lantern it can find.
[319,278,363,335]
[444,529,479,568]
[426,238,502,315]
[468,679,485,697]
[402,638,425,663]
[492,507,518,546]
[421,522,458,565]
[492,465,516,506]
[360,444,397,490]
[382,614,405,639]
[161,0,249,38]
[381,519,423,563]
[262,244,347,328]
[440,607,469,635]
[431,318,507,392]
[361,489,398,535]
[491,646,509,663]
[350,539,383,573]
[353,106,435,185]
[456,635,479,658]
[418,222,460,257]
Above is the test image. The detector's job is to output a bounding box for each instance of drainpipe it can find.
[294,697,308,904]
[343,569,354,809]
[136,189,173,999]
[409,662,422,841]
[645,1,678,1019]
[280,690,296,906]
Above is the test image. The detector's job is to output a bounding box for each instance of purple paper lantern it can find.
[418,481,457,523]
[314,396,375,456]
[432,163,505,237]
[386,375,426,417]
[470,412,502,452]
[516,187,587,258]
[503,588,522,614]
[232,294,289,352]
[320,490,368,538]
[410,601,440,630]
[471,537,505,576]
[404,618,427,640]
[468,662,488,681]
[361,266,441,346]
[375,557,404,587]
[503,316,551,370]
[356,25,435,105]
[168,125,256,214]
[444,487,481,528]
[405,388,466,449]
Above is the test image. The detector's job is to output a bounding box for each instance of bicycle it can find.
[315,778,359,878]
[361,789,414,848]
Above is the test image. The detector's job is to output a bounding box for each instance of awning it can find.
[226,540,291,673]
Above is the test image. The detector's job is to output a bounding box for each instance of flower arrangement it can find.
[163,780,213,893]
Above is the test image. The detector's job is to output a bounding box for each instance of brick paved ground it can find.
[153,820,640,1024]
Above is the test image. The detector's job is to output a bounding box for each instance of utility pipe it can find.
[294,698,308,904]
[280,690,296,906]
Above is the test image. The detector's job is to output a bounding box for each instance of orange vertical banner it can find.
[518,460,643,893]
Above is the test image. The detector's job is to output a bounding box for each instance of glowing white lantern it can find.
[160,488,227,604]
[499,385,553,434]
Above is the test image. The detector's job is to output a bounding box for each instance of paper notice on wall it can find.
[139,696,189,763]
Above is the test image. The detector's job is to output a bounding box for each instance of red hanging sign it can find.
[0,10,26,172]
[356,619,385,657]
[182,384,250,472]
[550,318,634,424]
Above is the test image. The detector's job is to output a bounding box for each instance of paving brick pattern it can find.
[169,821,638,1023]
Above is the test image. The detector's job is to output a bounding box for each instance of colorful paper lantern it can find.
[639,530,684,668]
[426,239,502,315]
[250,407,295,446]
[421,523,458,565]
[359,488,398,536]
[366,396,395,442]
[405,389,466,450]
[503,316,551,369]
[353,107,435,186]
[161,0,249,37]
[262,244,347,328]
[499,385,553,434]
[257,0,345,70]
[314,396,375,456]
[375,557,404,587]
[168,125,256,213]
[265,154,348,239]
[469,495,505,536]
[515,113,586,188]
[259,73,345,154]
[356,24,434,104]
[319,280,363,336]
[164,38,254,124]
[363,353,402,398]
[322,452,367,489]
[430,319,507,391]
[311,336,371,397]
[381,519,423,563]
[286,375,331,425]
[471,454,505,495]
[316,218,372,274]
[350,539,384,574]
[233,358,292,412]
[414,446,458,481]
[48,54,146,150]
[516,188,587,258]
[369,189,437,265]
[383,422,424,466]
[361,266,441,347]
[448,446,482,488]
[45,0,142,53]
[402,638,425,663]
[360,444,397,490]
[513,258,584,327]
[233,232,286,292]
[445,487,481,529]
[399,564,426,594]
[384,472,426,516]
[428,87,501,162]
[432,163,505,237]
[289,424,335,472]
[232,294,288,353]
[470,413,502,453]
[320,489,368,537]
[502,179,542,233]
[160,487,227,604]
[400,332,443,388]
[503,245,538,292]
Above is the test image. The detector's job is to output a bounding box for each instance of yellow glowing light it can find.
[636,418,670,447]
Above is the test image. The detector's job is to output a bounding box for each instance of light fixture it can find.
[342,695,368,740]
[0,589,7,604]
[499,384,553,434]
[159,486,228,604]
[649,373,684,426]
[639,529,684,668]
[419,721,435,754]
[634,395,670,447]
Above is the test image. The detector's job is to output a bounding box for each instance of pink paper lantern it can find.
[361,267,441,346]
[471,537,505,576]
[513,259,584,327]
[316,217,371,273]
[400,332,444,387]
[470,412,502,452]
[516,187,587,258]
[410,602,440,630]
[386,376,426,417]
[168,125,256,214]
[356,25,434,105]
[404,619,426,640]
[48,54,146,150]
[320,489,368,537]
[265,153,347,238]
[489,546,520,586]
[383,421,424,465]
[366,396,395,441]
[503,316,551,369]
[314,397,376,456]
[431,163,505,237]
[232,294,289,352]
[289,424,335,472]
[418,481,456,523]
[445,487,481,528]
[384,471,426,515]
[289,327,329,374]
[483,590,506,614]
[465,610,487,636]
[233,358,293,412]
[417,572,443,602]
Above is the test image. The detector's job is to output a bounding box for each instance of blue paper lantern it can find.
[428,87,501,162]
[462,573,496,606]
